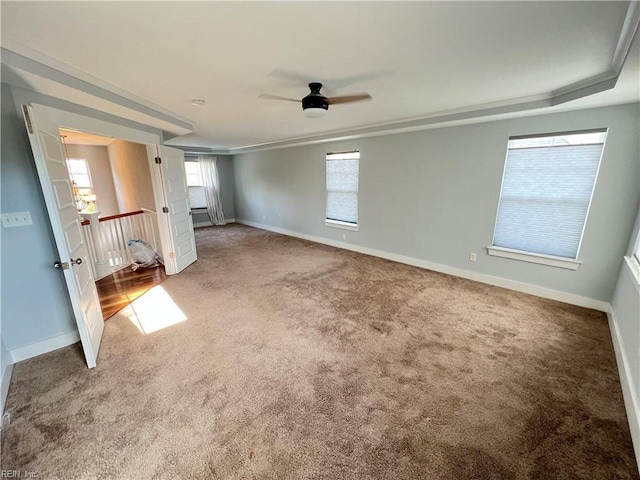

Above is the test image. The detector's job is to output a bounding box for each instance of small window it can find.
[489,130,606,269]
[185,161,206,209]
[66,158,92,191]
[325,151,359,230]
[185,161,204,187]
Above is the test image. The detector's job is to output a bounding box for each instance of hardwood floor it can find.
[95,265,167,320]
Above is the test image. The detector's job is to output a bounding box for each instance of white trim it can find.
[1,363,13,415]
[611,0,640,73]
[2,4,637,154]
[193,221,213,228]
[237,219,608,311]
[607,306,640,469]
[324,219,359,232]
[46,106,162,146]
[1,40,193,136]
[487,246,582,270]
[228,0,639,156]
[193,218,235,229]
[623,256,640,294]
[10,331,80,364]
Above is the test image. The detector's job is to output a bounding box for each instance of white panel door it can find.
[24,104,104,368]
[150,145,197,274]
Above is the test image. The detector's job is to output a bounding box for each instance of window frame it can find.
[185,160,204,187]
[324,151,360,232]
[66,158,93,191]
[487,129,607,270]
[184,160,207,209]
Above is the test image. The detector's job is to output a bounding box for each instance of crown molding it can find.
[0,39,193,137]
[1,1,637,155]
[229,0,639,155]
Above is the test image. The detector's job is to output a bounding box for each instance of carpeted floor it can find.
[2,224,638,479]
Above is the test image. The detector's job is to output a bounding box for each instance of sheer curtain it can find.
[199,156,226,225]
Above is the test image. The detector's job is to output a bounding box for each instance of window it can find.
[633,229,640,265]
[185,161,203,187]
[66,158,93,195]
[325,151,359,231]
[185,161,206,209]
[488,130,606,269]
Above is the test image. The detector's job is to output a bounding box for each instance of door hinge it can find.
[162,207,169,213]
[22,105,33,134]
[169,252,176,259]
[155,156,162,164]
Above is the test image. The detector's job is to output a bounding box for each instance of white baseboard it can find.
[193,221,213,228]
[10,331,80,364]
[194,218,235,229]
[236,219,609,312]
[607,306,640,470]
[1,362,13,414]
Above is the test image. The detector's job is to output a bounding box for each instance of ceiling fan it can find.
[259,82,372,118]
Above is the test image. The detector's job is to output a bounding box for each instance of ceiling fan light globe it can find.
[304,107,327,118]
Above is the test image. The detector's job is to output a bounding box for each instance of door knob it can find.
[71,258,83,265]
[54,261,69,270]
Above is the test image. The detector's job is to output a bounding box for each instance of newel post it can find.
[82,211,112,279]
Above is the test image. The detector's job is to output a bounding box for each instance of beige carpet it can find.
[2,224,638,479]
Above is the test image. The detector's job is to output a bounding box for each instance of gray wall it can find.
[218,155,235,220]
[1,83,166,363]
[66,144,119,217]
[1,335,12,412]
[233,103,640,303]
[0,83,76,351]
[610,205,640,460]
[107,140,155,213]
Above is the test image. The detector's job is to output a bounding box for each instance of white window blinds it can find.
[326,151,359,225]
[493,131,606,259]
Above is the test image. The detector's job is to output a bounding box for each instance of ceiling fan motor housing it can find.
[302,82,328,112]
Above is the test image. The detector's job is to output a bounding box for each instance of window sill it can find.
[325,219,359,232]
[487,246,582,270]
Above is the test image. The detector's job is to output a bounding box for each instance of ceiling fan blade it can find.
[259,93,301,103]
[326,93,372,105]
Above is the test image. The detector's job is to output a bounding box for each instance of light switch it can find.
[1,211,33,228]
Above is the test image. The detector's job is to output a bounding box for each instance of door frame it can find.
[18,102,171,366]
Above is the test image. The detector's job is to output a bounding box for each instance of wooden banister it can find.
[98,210,144,222]
[80,210,144,226]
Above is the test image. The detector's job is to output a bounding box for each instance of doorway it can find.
[59,128,168,319]
[22,102,197,368]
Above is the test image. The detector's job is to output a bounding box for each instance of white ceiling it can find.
[1,1,638,151]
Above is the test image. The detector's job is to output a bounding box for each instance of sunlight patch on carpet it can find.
[122,285,187,334]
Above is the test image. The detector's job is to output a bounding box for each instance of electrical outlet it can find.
[262,214,266,221]
[469,252,477,262]
[342,233,347,241]
[1,211,32,228]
